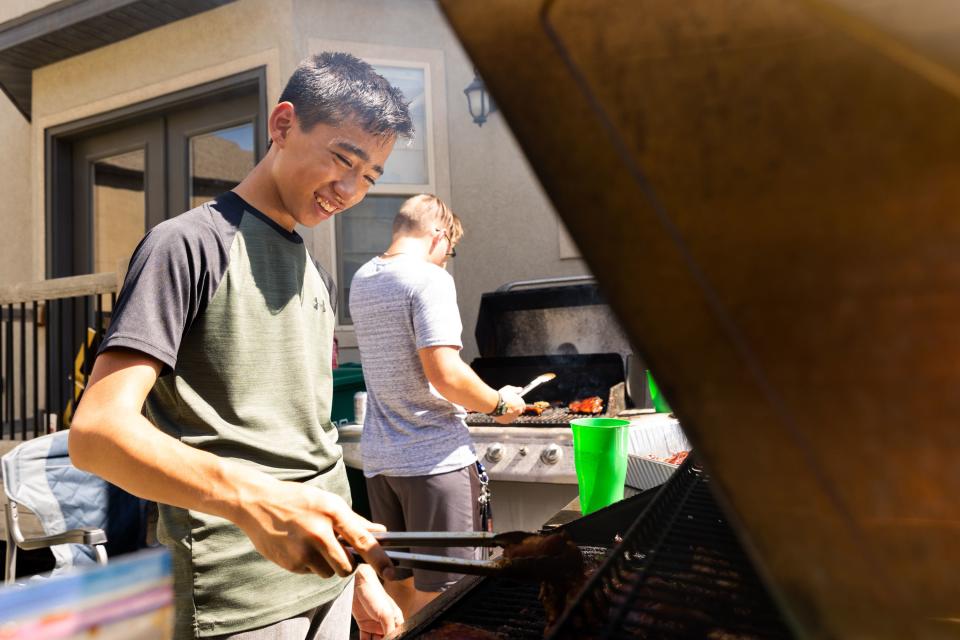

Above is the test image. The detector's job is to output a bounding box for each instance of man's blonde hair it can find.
[392,194,463,245]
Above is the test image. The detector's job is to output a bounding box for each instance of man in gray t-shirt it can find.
[349,194,525,618]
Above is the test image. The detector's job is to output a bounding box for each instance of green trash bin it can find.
[332,362,366,425]
[330,363,372,520]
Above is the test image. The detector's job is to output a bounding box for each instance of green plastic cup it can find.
[570,417,630,515]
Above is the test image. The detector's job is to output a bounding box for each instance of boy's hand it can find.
[236,479,397,581]
[353,564,405,639]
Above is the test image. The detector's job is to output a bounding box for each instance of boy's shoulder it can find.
[151,194,243,244]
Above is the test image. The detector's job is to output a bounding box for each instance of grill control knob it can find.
[540,444,562,465]
[485,443,505,463]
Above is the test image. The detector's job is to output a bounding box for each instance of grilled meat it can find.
[645,450,690,465]
[523,401,551,416]
[664,450,689,465]
[568,396,603,414]
[420,622,505,639]
[502,532,587,633]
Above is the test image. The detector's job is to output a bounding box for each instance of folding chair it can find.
[2,431,108,584]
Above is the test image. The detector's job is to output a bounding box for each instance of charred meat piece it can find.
[644,450,690,465]
[664,450,690,465]
[421,622,505,639]
[502,532,587,633]
[568,396,604,414]
[523,401,551,416]
[706,631,762,640]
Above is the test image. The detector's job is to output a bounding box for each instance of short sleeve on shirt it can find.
[99,207,231,373]
[412,270,463,351]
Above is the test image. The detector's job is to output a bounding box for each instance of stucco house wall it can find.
[0,91,32,287]
[4,0,591,361]
[0,0,61,25]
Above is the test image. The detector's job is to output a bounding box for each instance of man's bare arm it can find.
[417,346,524,421]
[69,349,394,579]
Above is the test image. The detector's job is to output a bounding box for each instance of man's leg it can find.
[389,465,480,618]
[365,474,417,617]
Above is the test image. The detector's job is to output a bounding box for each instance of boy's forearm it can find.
[69,406,272,525]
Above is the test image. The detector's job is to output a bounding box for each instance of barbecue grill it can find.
[460,282,636,530]
[468,279,635,413]
[393,457,795,639]
[463,281,631,490]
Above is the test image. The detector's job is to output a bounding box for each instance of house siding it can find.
[3,0,593,361]
[0,85,31,287]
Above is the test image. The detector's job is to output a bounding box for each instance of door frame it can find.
[71,119,165,276]
[166,92,260,218]
[45,67,267,279]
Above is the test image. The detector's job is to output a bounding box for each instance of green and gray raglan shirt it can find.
[99,191,349,638]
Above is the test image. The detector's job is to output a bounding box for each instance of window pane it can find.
[93,149,145,274]
[189,123,255,209]
[337,195,407,323]
[373,65,428,185]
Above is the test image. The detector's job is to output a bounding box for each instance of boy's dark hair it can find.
[279,52,414,139]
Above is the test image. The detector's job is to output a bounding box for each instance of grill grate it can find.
[415,546,610,639]
[466,407,603,426]
[547,460,795,639]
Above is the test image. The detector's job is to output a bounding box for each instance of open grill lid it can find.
[474,279,632,360]
[440,0,960,637]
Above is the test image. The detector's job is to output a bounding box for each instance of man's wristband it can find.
[488,391,508,416]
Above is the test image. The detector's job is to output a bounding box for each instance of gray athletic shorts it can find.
[366,464,481,592]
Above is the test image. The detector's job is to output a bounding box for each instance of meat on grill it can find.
[502,532,587,633]
[523,401,551,416]
[421,622,505,639]
[568,396,603,414]
[645,450,690,465]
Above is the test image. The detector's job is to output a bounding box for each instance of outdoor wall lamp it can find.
[463,70,497,127]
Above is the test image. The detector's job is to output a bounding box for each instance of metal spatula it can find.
[518,372,556,397]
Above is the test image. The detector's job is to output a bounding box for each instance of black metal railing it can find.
[0,273,120,441]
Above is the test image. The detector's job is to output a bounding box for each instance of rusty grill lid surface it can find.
[440,0,960,637]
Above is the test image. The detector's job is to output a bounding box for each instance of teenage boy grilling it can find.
[70,53,413,640]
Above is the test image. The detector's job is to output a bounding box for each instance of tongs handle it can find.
[369,530,527,548]
[342,531,536,576]
[349,548,506,576]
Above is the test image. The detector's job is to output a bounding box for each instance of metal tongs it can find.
[346,530,540,577]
